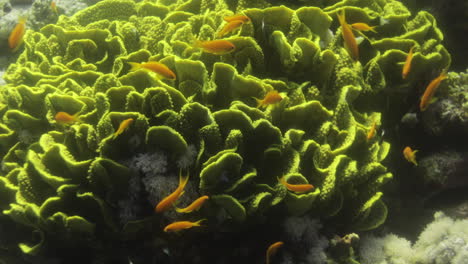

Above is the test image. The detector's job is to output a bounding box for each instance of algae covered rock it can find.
[419,69,468,136]
[0,0,451,262]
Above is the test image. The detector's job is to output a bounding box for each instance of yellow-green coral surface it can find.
[0,0,450,262]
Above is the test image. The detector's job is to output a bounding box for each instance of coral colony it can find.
[0,0,460,263]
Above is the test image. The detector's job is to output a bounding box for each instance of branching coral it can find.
[0,0,451,262]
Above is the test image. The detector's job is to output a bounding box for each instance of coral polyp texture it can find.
[0,0,450,262]
[360,212,468,264]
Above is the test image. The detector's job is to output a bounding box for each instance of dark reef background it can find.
[372,0,468,244]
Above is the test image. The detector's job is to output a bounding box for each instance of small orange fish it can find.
[128,61,176,80]
[337,10,359,61]
[54,111,80,124]
[402,46,415,79]
[155,170,189,213]
[266,241,284,264]
[8,17,27,52]
[193,39,236,55]
[255,90,283,108]
[175,195,209,213]
[217,20,244,38]
[163,219,206,233]
[223,14,250,23]
[403,146,418,166]
[112,118,134,139]
[278,177,314,193]
[51,1,58,14]
[419,71,447,111]
[366,121,377,141]
[350,22,377,33]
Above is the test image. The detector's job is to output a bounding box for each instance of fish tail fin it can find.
[257,99,263,108]
[178,170,190,190]
[111,131,119,140]
[175,206,186,213]
[18,16,27,24]
[192,39,202,48]
[75,108,85,116]
[216,28,225,38]
[111,120,124,139]
[412,150,418,166]
[277,176,286,186]
[174,200,187,213]
[255,97,264,108]
[74,114,83,124]
[250,96,262,108]
[337,9,346,25]
[370,26,377,33]
[440,70,448,80]
[52,4,58,15]
[194,218,207,227]
[127,62,141,72]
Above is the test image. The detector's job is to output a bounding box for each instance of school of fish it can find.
[9,8,455,262]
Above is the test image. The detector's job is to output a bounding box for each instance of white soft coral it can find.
[360,212,468,264]
[413,212,468,264]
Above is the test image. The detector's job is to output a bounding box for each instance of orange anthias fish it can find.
[402,46,415,79]
[223,14,250,23]
[255,90,283,108]
[350,22,377,33]
[163,219,206,233]
[337,10,359,61]
[366,121,377,141]
[155,171,189,213]
[51,1,58,14]
[419,71,447,111]
[278,177,314,193]
[266,241,284,264]
[175,195,209,213]
[54,111,80,124]
[112,118,134,139]
[8,17,27,52]
[193,39,236,55]
[128,61,176,80]
[217,20,244,38]
[403,146,418,166]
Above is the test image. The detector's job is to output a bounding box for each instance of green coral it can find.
[0,0,451,262]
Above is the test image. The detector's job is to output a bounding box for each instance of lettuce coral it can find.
[0,0,451,262]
